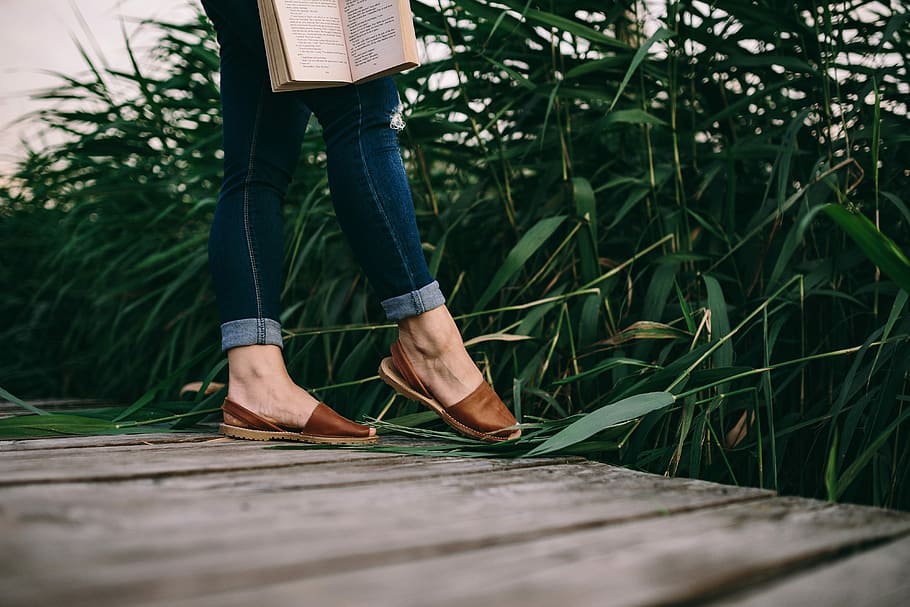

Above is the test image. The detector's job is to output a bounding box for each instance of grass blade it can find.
[526,392,675,457]
[821,204,910,293]
[474,215,567,312]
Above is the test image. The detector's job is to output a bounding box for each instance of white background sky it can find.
[0,0,198,172]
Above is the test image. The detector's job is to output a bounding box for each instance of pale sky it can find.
[0,0,198,172]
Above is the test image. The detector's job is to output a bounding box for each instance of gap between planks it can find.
[8,434,910,607]
[138,499,910,607]
[1,459,779,607]
[711,532,910,607]
[0,437,585,487]
[6,494,905,607]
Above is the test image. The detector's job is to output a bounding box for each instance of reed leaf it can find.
[526,392,676,457]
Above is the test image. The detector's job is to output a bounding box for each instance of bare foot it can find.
[224,344,375,437]
[396,306,485,407]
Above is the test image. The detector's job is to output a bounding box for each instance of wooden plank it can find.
[119,452,658,494]
[0,460,770,531]
[121,498,910,607]
[0,432,583,485]
[0,432,217,451]
[6,454,584,494]
[0,459,776,607]
[0,431,436,452]
[714,533,910,607]
[0,439,415,485]
[5,435,905,607]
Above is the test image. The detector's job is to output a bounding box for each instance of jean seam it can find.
[243,79,266,344]
[354,84,418,294]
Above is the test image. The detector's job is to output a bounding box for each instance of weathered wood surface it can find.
[717,534,910,607]
[1,431,908,607]
[0,431,215,450]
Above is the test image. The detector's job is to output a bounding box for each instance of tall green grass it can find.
[1,1,908,509]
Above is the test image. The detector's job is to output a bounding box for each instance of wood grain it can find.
[2,432,907,607]
[0,438,409,485]
[714,533,910,607]
[1,448,771,606]
[0,431,216,451]
[131,498,910,607]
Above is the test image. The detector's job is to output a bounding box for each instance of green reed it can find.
[1,1,908,509]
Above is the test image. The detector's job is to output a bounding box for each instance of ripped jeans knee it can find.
[389,100,406,131]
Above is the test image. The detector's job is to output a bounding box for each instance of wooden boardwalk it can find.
[2,430,909,606]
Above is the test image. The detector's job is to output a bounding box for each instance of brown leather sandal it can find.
[219,398,378,445]
[378,341,521,442]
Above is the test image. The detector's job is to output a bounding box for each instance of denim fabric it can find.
[221,318,283,351]
[201,0,444,351]
[381,280,447,321]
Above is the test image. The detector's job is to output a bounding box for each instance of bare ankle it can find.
[226,344,290,383]
[397,306,463,357]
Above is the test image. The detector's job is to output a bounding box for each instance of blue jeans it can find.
[201,0,444,351]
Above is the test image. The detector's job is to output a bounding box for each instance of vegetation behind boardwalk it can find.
[1,1,909,509]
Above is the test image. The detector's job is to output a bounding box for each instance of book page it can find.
[341,0,408,82]
[274,0,352,82]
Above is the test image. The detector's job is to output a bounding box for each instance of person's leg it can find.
[299,80,487,408]
[203,1,510,435]
[394,307,488,407]
[205,0,301,346]
[202,0,373,435]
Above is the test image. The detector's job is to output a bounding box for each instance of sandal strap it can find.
[390,341,432,399]
[222,398,286,432]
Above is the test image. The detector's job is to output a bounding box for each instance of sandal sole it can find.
[220,423,379,445]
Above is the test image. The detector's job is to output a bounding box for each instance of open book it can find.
[257,0,420,92]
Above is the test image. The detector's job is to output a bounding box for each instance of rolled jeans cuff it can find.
[220,318,283,351]
[381,280,446,321]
